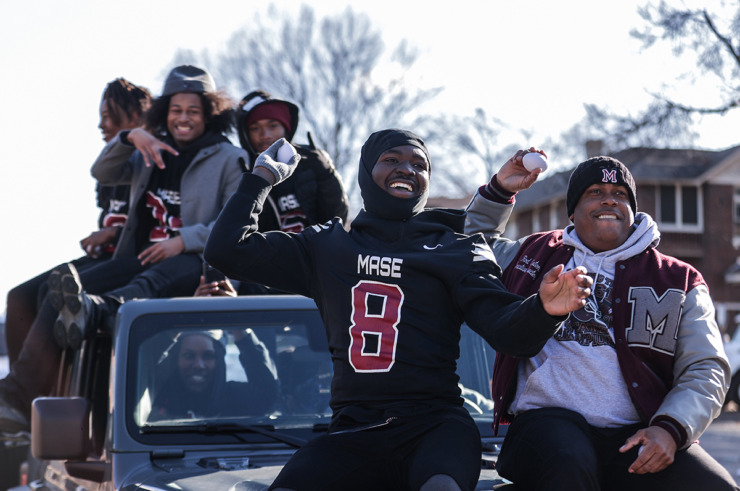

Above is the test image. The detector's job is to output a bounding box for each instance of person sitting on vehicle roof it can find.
[465,151,736,490]
[3,78,150,367]
[148,329,278,422]
[0,65,246,438]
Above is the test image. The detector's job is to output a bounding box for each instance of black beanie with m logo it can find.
[566,156,637,218]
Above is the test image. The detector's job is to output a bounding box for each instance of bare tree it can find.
[584,0,740,150]
[417,108,529,197]
[172,4,441,199]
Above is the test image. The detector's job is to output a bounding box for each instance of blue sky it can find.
[1,0,738,314]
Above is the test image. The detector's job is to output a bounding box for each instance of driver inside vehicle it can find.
[147,328,279,422]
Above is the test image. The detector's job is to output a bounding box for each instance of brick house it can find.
[450,143,740,338]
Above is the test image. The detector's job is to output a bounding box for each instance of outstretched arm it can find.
[465,147,547,267]
[538,265,592,316]
[126,128,178,169]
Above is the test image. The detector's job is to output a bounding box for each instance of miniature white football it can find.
[277,141,298,163]
[522,152,549,172]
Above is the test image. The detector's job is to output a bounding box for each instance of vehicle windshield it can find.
[126,305,495,445]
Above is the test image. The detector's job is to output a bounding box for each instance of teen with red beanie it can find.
[235,90,349,233]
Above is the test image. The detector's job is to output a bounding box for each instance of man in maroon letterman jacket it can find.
[466,152,736,490]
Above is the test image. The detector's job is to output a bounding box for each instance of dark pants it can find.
[496,407,738,491]
[270,406,482,491]
[4,255,106,366]
[76,253,203,305]
[0,253,203,412]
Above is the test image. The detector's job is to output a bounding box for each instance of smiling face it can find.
[98,99,138,143]
[167,92,206,147]
[177,334,217,394]
[371,145,430,199]
[571,183,635,252]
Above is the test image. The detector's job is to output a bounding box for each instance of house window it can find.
[659,185,676,223]
[656,184,701,231]
[681,187,698,224]
[734,188,740,225]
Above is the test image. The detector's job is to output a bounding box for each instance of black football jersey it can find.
[206,174,562,422]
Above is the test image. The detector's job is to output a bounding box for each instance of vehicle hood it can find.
[121,453,289,491]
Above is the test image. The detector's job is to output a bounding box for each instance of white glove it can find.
[254,138,301,185]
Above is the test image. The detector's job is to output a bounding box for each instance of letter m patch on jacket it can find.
[625,287,684,355]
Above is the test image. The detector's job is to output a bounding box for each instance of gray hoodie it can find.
[509,213,661,427]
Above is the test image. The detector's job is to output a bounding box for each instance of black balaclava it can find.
[358,129,431,220]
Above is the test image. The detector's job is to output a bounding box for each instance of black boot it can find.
[0,389,30,438]
[48,263,113,350]
[0,297,65,439]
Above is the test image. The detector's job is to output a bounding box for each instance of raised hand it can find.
[252,138,301,185]
[495,147,547,194]
[127,128,179,169]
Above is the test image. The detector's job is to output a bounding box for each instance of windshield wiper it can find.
[141,422,307,448]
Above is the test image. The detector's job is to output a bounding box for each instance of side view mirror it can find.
[32,397,89,460]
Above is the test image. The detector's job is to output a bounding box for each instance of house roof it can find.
[514,144,740,211]
[612,146,740,182]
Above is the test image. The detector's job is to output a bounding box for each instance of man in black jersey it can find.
[205,129,593,491]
